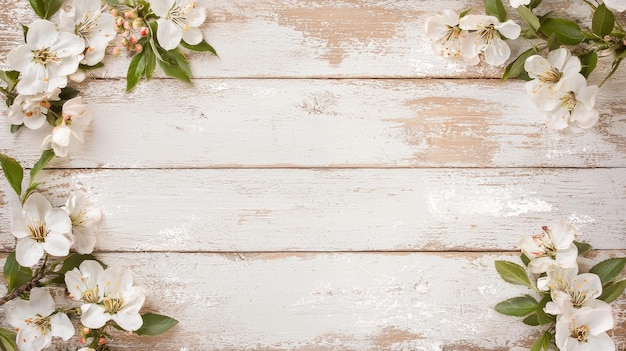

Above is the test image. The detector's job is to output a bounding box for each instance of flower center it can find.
[102,296,124,314]
[570,323,589,342]
[438,26,463,57]
[33,48,59,66]
[82,287,100,304]
[76,10,102,39]
[477,24,498,44]
[560,91,578,112]
[27,222,48,242]
[167,1,197,32]
[71,209,87,226]
[24,315,51,335]
[539,67,562,83]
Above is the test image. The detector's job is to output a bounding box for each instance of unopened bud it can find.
[82,327,90,335]
[132,18,144,29]
[123,20,132,30]
[68,293,75,299]
[110,8,119,16]
[129,35,138,44]
[124,9,137,19]
[116,16,124,27]
[98,337,107,345]
[140,27,149,37]
[604,35,612,41]
[120,38,129,47]
[80,337,85,344]
[112,47,122,56]
[135,43,143,53]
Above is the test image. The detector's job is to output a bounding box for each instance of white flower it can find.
[59,0,116,66]
[543,74,600,130]
[425,10,479,65]
[6,288,74,351]
[544,272,609,315]
[604,0,626,12]
[555,306,615,351]
[151,0,206,50]
[510,0,531,7]
[519,221,578,274]
[524,48,582,110]
[11,193,72,267]
[8,89,61,129]
[80,266,145,331]
[7,19,84,95]
[459,15,521,66]
[42,97,92,157]
[64,193,102,254]
[537,265,578,292]
[65,260,104,304]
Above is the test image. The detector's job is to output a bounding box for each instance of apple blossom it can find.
[8,89,61,129]
[65,260,105,305]
[459,15,521,66]
[519,221,578,274]
[6,288,74,351]
[41,97,92,157]
[11,193,72,267]
[425,10,479,65]
[544,74,600,130]
[151,0,206,50]
[64,192,102,254]
[524,48,582,110]
[555,307,615,351]
[7,20,84,95]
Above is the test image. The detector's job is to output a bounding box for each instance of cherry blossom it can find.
[8,89,61,129]
[524,48,582,110]
[459,15,521,66]
[151,0,206,50]
[41,97,92,157]
[555,307,615,351]
[64,192,102,254]
[519,221,578,274]
[425,10,479,64]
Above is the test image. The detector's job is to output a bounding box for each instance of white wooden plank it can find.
[1,252,624,350]
[1,168,624,252]
[0,0,598,78]
[2,78,625,168]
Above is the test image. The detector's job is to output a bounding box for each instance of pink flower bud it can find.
[129,35,138,44]
[120,38,129,47]
[123,20,132,30]
[135,44,143,53]
[112,47,121,56]
[110,8,119,16]
[116,16,124,27]
[140,27,149,37]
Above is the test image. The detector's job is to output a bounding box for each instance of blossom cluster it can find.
[496,221,626,351]
[2,0,211,157]
[425,0,626,131]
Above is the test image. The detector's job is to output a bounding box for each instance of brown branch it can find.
[0,262,47,306]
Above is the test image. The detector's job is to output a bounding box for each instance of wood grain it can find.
[1,251,623,351]
[2,76,625,168]
[0,168,624,252]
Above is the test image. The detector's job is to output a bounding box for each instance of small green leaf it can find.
[0,70,20,92]
[28,0,45,18]
[0,328,17,351]
[157,50,191,84]
[523,313,540,326]
[0,153,24,196]
[3,252,33,292]
[535,293,555,325]
[30,149,55,184]
[502,47,537,81]
[181,40,218,56]
[59,86,80,101]
[79,62,105,71]
[528,0,543,10]
[540,18,584,45]
[10,124,22,134]
[43,0,65,19]
[592,3,615,38]
[520,253,531,267]
[144,45,157,81]
[459,8,472,18]
[530,330,552,351]
[517,5,540,32]
[495,260,533,288]
[573,240,593,255]
[495,295,538,316]
[590,257,626,285]
[134,313,178,336]
[484,0,507,22]
[126,51,147,92]
[598,279,626,303]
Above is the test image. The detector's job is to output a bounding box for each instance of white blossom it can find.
[6,288,74,351]
[64,192,102,254]
[543,74,600,130]
[7,89,61,129]
[510,0,531,7]
[544,272,610,315]
[524,48,582,110]
[604,0,626,12]
[42,97,92,157]
[425,10,479,65]
[7,19,84,95]
[555,306,615,351]
[80,266,145,331]
[11,193,72,267]
[59,0,116,66]
[65,260,104,305]
[151,0,206,50]
[459,15,521,66]
[519,221,578,274]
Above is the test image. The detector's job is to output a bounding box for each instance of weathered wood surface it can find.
[1,168,625,252]
[1,76,626,168]
[0,252,624,351]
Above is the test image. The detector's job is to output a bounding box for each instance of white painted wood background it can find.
[1,0,626,350]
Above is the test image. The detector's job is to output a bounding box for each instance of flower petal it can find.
[27,20,57,49]
[157,18,182,50]
[50,313,75,340]
[72,226,97,254]
[181,27,203,45]
[81,304,110,328]
[29,288,55,316]
[151,0,175,17]
[16,238,44,267]
[42,233,71,257]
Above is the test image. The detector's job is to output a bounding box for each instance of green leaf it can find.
[181,40,218,56]
[520,253,531,267]
[79,62,105,71]
[484,0,507,22]
[590,257,626,285]
[10,124,22,134]
[528,0,543,10]
[126,51,147,92]
[144,45,157,81]
[494,295,538,316]
[502,47,537,81]
[157,50,191,85]
[3,252,33,292]
[592,3,615,38]
[598,279,626,303]
[546,33,559,51]
[0,328,17,351]
[574,240,593,255]
[535,293,555,325]
[28,0,45,18]
[523,313,540,326]
[29,0,65,19]
[0,70,20,92]
[59,86,80,101]
[0,153,24,196]
[495,260,533,288]
[530,330,552,351]
[539,18,584,45]
[459,8,472,18]
[134,313,178,336]
[30,149,55,184]
[517,5,540,32]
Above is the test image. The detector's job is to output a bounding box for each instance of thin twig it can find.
[0,259,47,305]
